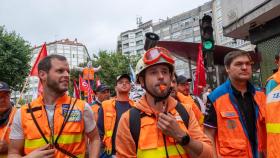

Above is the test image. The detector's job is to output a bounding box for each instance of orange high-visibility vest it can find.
[102,98,134,154]
[0,107,16,158]
[133,100,190,158]
[176,92,204,125]
[266,84,280,158]
[0,107,16,143]
[83,68,95,80]
[209,80,266,157]
[21,95,86,158]
[266,70,280,85]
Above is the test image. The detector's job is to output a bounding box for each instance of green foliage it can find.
[93,51,130,95]
[0,26,32,91]
[68,69,80,97]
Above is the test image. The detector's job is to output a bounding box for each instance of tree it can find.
[0,26,32,91]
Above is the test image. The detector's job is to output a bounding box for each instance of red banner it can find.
[30,43,48,76]
[193,43,206,96]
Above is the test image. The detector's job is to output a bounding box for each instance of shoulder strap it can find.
[191,95,201,111]
[129,103,189,152]
[28,103,49,144]
[129,107,141,150]
[175,102,189,128]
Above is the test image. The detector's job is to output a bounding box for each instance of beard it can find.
[46,76,68,94]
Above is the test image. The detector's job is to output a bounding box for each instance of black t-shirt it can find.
[204,85,257,153]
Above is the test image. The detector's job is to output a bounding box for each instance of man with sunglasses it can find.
[0,81,16,157]
[115,47,213,158]
[9,54,100,158]
[204,51,266,157]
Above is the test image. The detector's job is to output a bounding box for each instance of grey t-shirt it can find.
[10,103,96,139]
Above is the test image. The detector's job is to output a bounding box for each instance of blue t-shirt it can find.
[97,100,131,155]
[266,79,278,95]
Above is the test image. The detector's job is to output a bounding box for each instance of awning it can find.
[157,41,261,65]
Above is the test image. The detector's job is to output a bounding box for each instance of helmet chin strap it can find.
[143,79,172,105]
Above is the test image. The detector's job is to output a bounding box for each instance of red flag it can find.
[79,75,88,91]
[193,43,206,96]
[30,43,48,76]
[87,85,94,104]
[73,79,80,99]
[96,76,101,87]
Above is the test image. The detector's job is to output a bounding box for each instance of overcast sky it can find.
[0,0,209,55]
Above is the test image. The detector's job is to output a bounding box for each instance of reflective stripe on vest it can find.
[137,145,186,158]
[25,134,83,148]
[266,123,280,133]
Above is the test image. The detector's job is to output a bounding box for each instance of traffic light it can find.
[200,15,214,53]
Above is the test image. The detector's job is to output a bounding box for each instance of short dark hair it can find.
[224,51,252,68]
[38,54,67,73]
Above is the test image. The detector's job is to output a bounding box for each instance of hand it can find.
[24,144,55,158]
[0,140,8,153]
[157,113,186,142]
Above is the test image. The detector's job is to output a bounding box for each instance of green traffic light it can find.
[203,41,213,50]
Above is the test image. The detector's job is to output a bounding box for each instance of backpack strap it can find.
[175,102,189,128]
[129,103,190,152]
[129,107,141,151]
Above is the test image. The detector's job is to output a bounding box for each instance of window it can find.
[123,43,129,48]
[135,31,142,38]
[183,28,192,35]
[181,18,192,27]
[136,40,143,46]
[154,30,160,34]
[162,27,169,32]
[171,32,181,39]
[163,36,170,40]
[193,26,200,32]
[136,49,144,54]
[172,23,179,31]
[122,34,129,40]
[184,37,193,42]
[216,9,222,18]
[194,36,201,42]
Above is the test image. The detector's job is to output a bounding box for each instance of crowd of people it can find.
[1,46,280,158]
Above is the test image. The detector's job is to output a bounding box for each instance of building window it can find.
[136,40,143,46]
[216,9,222,18]
[123,43,129,48]
[184,37,193,42]
[194,36,201,42]
[162,27,169,33]
[154,30,160,35]
[136,49,143,54]
[172,23,179,31]
[135,31,142,38]
[122,34,129,40]
[171,32,181,39]
[193,26,200,32]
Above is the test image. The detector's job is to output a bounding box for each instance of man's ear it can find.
[139,76,145,88]
[38,70,47,82]
[225,65,229,73]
